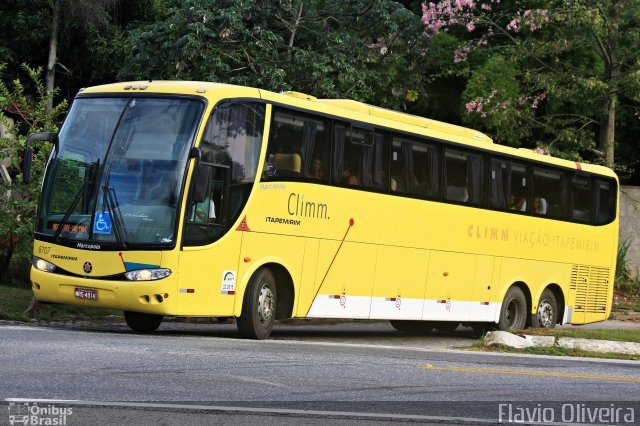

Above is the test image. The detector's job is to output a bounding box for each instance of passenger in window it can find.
[306,158,324,180]
[342,161,359,185]
[194,196,216,224]
[508,194,526,211]
[533,197,547,215]
[266,154,277,176]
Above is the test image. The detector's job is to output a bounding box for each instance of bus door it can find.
[423,251,477,321]
[178,163,241,316]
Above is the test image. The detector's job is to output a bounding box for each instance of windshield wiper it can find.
[53,181,87,241]
[54,160,99,241]
[100,164,127,248]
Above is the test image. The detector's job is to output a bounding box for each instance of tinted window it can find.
[264,108,331,182]
[332,123,388,190]
[572,174,592,223]
[595,178,616,225]
[184,102,265,246]
[444,148,484,205]
[391,135,440,198]
[490,158,528,211]
[533,167,568,219]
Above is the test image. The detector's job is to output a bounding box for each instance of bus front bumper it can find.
[30,267,178,315]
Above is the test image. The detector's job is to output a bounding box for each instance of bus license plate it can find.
[74,288,97,301]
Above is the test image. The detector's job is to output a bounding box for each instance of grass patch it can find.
[0,285,122,322]
[473,343,640,361]
[525,327,640,343]
[473,327,640,361]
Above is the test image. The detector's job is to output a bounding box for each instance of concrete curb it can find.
[484,331,640,355]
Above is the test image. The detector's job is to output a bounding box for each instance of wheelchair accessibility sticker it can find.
[93,211,112,234]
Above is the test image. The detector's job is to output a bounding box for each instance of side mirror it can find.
[23,132,58,184]
[22,146,33,184]
[192,165,210,203]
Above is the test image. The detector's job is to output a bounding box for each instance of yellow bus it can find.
[26,81,619,339]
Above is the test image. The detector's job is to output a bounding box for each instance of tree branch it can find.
[288,1,305,60]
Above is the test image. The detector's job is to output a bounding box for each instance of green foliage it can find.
[422,0,640,170]
[118,0,430,109]
[2,0,640,179]
[0,0,50,74]
[0,284,121,321]
[461,55,527,147]
[0,64,67,285]
[616,238,640,293]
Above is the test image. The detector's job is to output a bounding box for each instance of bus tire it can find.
[389,320,434,333]
[237,268,277,340]
[124,311,163,332]
[498,287,528,331]
[531,289,558,328]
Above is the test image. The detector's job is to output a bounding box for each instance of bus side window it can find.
[594,178,616,225]
[264,108,330,182]
[349,126,385,190]
[184,102,264,247]
[444,148,484,205]
[572,174,592,223]
[490,158,528,211]
[533,167,568,219]
[391,136,439,198]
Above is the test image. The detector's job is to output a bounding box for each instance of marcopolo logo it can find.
[8,402,73,425]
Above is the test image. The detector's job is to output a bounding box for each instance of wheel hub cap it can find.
[257,285,274,325]
[506,300,518,328]
[537,300,553,328]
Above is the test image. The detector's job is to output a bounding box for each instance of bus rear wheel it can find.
[531,289,558,328]
[498,287,527,331]
[124,311,163,332]
[237,268,277,340]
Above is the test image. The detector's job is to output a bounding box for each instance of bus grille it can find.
[570,265,610,313]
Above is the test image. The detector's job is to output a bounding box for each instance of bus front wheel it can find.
[498,287,527,331]
[531,289,558,328]
[237,268,277,340]
[124,311,163,332]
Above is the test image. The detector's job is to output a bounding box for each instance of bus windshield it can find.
[36,96,204,246]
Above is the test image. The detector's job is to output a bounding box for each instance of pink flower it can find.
[465,100,478,113]
[507,19,521,32]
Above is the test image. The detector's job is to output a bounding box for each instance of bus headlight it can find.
[32,256,56,273]
[124,268,171,281]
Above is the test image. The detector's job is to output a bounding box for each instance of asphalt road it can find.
[1,322,640,425]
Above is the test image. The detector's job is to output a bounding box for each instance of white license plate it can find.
[74,288,97,301]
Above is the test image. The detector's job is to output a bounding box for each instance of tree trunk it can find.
[0,243,14,282]
[598,94,616,168]
[287,1,304,60]
[46,0,61,114]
